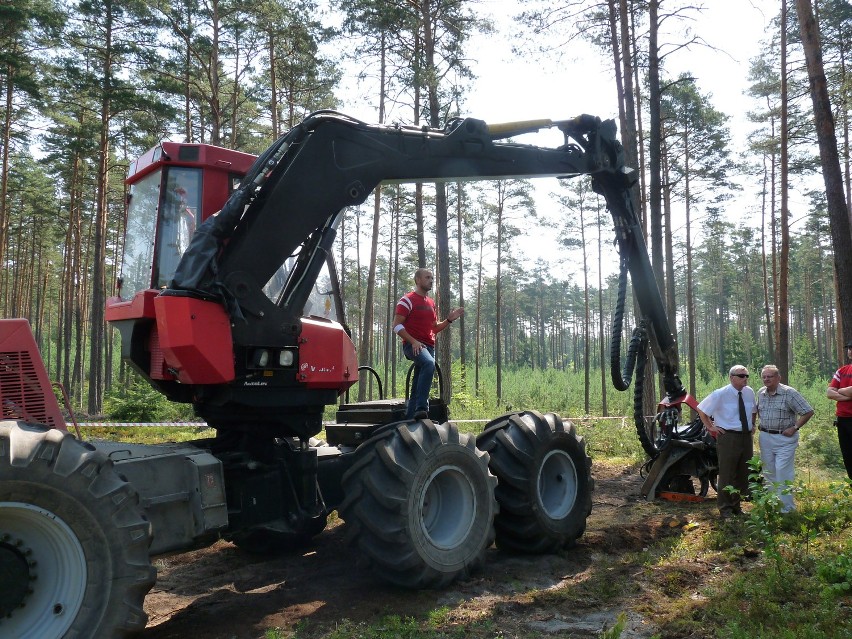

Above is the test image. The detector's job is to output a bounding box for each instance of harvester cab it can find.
[118,142,255,298]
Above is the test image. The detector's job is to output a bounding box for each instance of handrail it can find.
[405,362,444,403]
[343,365,384,404]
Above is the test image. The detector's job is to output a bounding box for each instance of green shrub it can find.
[104,380,195,422]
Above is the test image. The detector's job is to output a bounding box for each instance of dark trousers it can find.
[715,429,753,515]
[838,417,852,480]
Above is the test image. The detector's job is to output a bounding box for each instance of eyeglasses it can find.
[731,373,749,378]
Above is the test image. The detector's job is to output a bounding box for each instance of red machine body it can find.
[657,392,700,413]
[152,295,236,384]
[298,318,358,389]
[0,319,67,431]
[127,141,256,228]
[108,141,255,300]
[105,142,257,401]
[106,138,356,438]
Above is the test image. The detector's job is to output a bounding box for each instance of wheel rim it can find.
[0,502,87,638]
[537,449,578,519]
[419,465,476,550]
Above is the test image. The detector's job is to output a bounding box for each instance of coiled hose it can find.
[609,252,658,458]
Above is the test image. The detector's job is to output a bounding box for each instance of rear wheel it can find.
[339,419,497,588]
[0,421,155,638]
[477,411,593,553]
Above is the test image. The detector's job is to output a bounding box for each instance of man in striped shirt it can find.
[755,365,814,513]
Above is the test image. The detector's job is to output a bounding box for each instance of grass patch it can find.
[291,615,472,639]
[79,424,214,444]
[638,469,852,639]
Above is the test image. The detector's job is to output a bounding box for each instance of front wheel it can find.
[339,419,497,588]
[0,421,155,639]
[477,411,593,554]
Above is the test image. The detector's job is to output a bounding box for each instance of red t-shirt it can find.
[830,363,852,417]
[395,292,437,346]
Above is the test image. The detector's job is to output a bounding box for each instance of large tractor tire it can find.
[477,411,593,554]
[339,419,497,588]
[0,421,156,639]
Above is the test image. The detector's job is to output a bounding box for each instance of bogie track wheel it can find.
[477,411,594,553]
[0,421,156,638]
[339,419,497,588]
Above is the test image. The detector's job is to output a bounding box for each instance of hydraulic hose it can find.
[610,253,647,392]
[609,247,658,458]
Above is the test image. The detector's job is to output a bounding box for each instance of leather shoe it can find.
[413,410,429,420]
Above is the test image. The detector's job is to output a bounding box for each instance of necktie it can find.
[738,391,749,434]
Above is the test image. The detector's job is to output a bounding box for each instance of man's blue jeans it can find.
[402,343,435,419]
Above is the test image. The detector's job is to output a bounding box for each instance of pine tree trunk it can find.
[87,3,114,415]
[795,0,852,349]
[778,0,790,379]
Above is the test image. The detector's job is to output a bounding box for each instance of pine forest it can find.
[2,0,852,419]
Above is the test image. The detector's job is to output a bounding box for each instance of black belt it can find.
[759,426,786,434]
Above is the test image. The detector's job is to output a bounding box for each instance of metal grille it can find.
[149,326,169,380]
[0,349,58,427]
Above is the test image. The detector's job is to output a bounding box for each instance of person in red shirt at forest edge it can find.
[827,340,852,480]
[392,268,464,420]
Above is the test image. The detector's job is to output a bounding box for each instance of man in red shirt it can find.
[827,340,852,480]
[392,268,463,420]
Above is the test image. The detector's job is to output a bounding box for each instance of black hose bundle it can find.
[608,251,659,458]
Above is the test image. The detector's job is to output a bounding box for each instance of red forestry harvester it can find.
[0,111,714,637]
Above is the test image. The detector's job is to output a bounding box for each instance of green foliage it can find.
[798,416,847,473]
[576,417,647,464]
[744,458,852,602]
[297,615,466,639]
[744,457,787,560]
[81,424,213,444]
[817,551,852,595]
[723,328,751,370]
[446,362,487,419]
[748,339,771,373]
[600,612,628,639]
[687,464,852,639]
[103,380,195,423]
[793,336,820,385]
[696,353,717,384]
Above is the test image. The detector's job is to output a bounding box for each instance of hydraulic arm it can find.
[171,111,685,404]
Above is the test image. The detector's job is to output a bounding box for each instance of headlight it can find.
[253,349,270,367]
[279,349,294,367]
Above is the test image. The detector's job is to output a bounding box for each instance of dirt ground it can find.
[141,463,719,639]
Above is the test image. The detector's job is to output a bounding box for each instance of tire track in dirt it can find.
[141,463,716,638]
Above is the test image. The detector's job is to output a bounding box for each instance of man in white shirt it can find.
[696,365,756,519]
